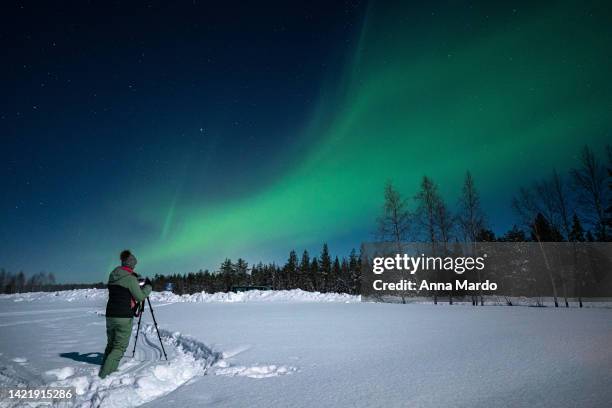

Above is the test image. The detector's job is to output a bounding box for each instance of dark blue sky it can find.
[1,1,364,281]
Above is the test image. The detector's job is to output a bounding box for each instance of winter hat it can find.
[120,250,137,269]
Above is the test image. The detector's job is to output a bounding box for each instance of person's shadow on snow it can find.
[60,352,104,366]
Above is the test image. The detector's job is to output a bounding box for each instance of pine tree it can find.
[349,248,361,295]
[320,244,331,292]
[235,258,249,286]
[310,257,319,291]
[283,251,298,290]
[299,250,310,290]
[220,258,234,292]
[340,258,350,293]
[16,271,25,293]
[331,257,341,293]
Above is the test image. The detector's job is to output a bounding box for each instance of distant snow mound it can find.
[2,288,360,303]
[0,288,107,302]
[150,289,360,303]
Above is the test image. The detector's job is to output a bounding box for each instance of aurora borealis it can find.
[2,1,611,281]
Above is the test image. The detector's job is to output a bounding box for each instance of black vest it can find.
[106,284,136,318]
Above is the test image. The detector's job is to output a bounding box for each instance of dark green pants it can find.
[99,317,133,378]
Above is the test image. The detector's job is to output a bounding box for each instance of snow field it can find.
[1,290,612,407]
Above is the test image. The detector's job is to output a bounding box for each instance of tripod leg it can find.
[132,302,144,358]
[147,297,168,361]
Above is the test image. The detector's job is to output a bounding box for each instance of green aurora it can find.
[132,1,611,273]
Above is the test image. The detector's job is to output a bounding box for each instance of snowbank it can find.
[0,288,107,302]
[151,289,360,303]
[0,288,360,304]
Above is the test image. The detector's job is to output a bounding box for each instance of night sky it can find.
[2,1,611,282]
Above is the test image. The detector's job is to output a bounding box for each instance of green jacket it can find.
[108,267,152,301]
[105,267,152,317]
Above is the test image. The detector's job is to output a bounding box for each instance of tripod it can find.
[132,297,168,360]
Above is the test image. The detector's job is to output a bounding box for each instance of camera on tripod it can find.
[137,277,152,288]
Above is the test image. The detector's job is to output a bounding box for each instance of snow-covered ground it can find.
[1,290,611,407]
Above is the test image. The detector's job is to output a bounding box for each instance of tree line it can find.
[151,245,362,295]
[0,269,106,294]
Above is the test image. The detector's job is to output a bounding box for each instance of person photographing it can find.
[99,250,152,378]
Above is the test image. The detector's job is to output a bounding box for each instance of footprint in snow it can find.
[45,366,75,380]
[214,362,297,378]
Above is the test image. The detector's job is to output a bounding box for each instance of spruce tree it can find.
[235,258,249,286]
[16,271,25,293]
[310,257,319,291]
[220,258,234,292]
[340,258,350,293]
[299,250,310,290]
[320,244,331,292]
[349,248,361,295]
[283,251,298,290]
[331,257,341,292]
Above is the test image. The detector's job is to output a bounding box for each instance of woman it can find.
[99,250,152,378]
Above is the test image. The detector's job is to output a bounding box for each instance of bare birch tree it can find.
[434,197,454,304]
[377,181,411,244]
[458,171,486,305]
[571,145,608,241]
[377,181,411,303]
[415,176,441,304]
